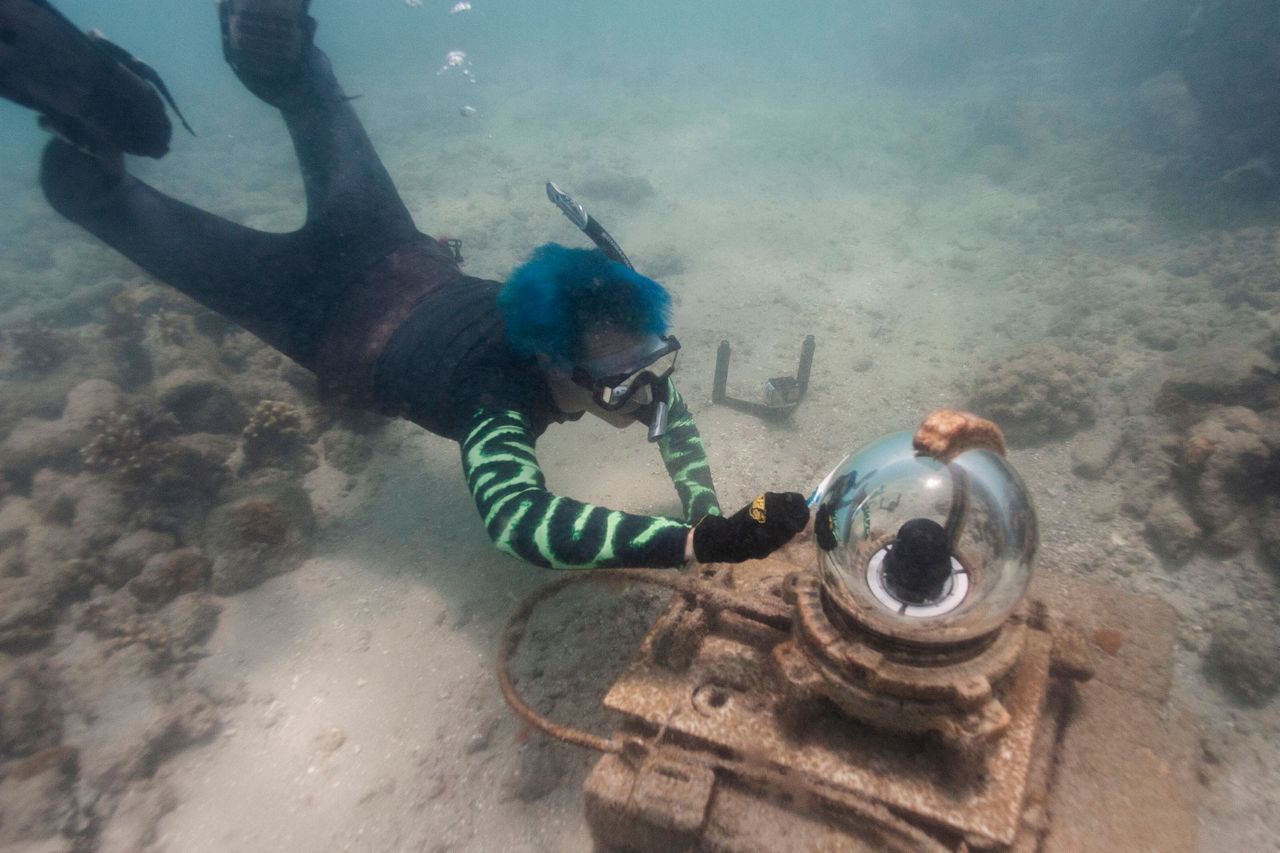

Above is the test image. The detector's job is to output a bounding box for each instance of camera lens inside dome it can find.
[882,518,953,605]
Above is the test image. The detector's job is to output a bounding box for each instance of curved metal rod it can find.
[497,569,685,754]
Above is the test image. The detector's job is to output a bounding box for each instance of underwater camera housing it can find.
[514,174,1200,851]
[712,335,815,419]
[499,428,1201,849]
[496,422,1198,845]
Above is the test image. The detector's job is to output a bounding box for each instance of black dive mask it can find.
[571,335,680,411]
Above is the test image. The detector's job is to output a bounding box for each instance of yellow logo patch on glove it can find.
[749,494,767,524]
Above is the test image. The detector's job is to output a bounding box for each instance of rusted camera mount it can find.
[498,553,1200,851]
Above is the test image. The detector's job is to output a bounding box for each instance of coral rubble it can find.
[0,279,378,851]
[239,400,314,474]
[969,346,1099,445]
[1117,340,1280,572]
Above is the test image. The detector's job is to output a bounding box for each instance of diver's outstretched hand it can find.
[691,492,809,564]
[913,409,1006,461]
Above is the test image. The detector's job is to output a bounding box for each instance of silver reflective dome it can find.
[812,431,1038,645]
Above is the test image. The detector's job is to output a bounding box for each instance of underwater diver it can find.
[0,0,811,569]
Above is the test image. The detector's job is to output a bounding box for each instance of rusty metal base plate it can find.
[599,560,1052,848]
[584,559,1201,852]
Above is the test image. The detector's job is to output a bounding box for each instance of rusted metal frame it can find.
[498,569,955,848]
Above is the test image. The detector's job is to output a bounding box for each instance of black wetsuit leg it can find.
[38,48,418,371]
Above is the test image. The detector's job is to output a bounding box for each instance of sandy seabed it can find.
[1,43,1278,853]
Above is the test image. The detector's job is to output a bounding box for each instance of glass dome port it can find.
[811,431,1038,646]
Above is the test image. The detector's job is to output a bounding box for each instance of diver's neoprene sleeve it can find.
[460,382,720,569]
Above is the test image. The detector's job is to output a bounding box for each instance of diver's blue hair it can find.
[499,243,672,365]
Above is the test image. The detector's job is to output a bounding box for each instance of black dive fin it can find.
[89,33,195,137]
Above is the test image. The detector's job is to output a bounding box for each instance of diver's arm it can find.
[655,379,722,523]
[460,409,690,569]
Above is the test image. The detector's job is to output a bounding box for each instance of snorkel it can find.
[545,181,670,441]
[643,385,672,442]
[546,181,632,270]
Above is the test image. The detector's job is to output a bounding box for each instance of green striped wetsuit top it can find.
[461,380,720,569]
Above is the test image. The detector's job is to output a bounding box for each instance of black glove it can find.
[692,492,809,563]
